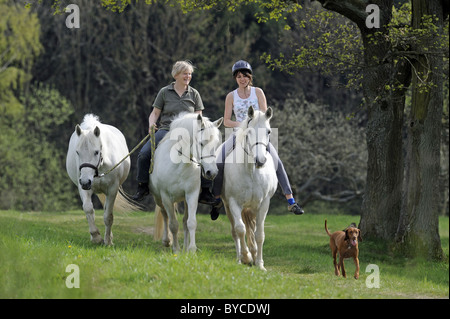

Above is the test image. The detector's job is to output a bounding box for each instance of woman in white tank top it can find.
[232,86,260,123]
[209,60,305,220]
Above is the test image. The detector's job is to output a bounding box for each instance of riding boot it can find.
[198,187,216,205]
[131,182,149,201]
[209,198,223,221]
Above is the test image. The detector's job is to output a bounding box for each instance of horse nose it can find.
[256,157,267,168]
[79,179,92,190]
[203,170,217,180]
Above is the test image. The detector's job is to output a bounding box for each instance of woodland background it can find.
[0,0,448,222]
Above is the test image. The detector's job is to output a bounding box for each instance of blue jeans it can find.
[136,129,168,183]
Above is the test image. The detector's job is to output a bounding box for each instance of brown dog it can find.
[325,219,362,279]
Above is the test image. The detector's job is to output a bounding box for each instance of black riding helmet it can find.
[232,60,252,76]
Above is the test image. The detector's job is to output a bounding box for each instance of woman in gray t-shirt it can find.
[132,61,213,203]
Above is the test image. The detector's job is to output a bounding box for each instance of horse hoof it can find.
[255,262,267,271]
[91,237,104,245]
[241,253,253,265]
[187,246,197,253]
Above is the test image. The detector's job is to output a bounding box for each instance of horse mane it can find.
[160,112,213,145]
[169,112,198,133]
[80,114,101,130]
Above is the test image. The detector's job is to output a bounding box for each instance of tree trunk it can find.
[317,0,409,239]
[395,0,444,260]
[358,28,409,240]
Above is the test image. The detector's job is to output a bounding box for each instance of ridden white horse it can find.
[152,113,223,253]
[222,106,277,270]
[66,114,138,245]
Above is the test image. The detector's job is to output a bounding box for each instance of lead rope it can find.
[149,125,156,174]
[97,132,151,178]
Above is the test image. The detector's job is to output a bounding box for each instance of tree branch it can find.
[314,0,368,27]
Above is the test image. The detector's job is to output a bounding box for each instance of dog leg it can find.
[330,239,340,276]
[354,257,360,279]
[332,249,339,276]
[339,255,346,278]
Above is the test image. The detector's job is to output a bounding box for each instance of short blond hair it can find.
[171,60,195,78]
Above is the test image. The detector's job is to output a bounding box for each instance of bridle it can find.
[242,126,269,159]
[79,153,103,178]
[177,126,217,173]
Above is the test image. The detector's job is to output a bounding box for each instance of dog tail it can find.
[325,219,332,237]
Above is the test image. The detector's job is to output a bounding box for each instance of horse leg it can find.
[229,199,252,265]
[185,191,199,253]
[243,208,257,264]
[160,207,172,247]
[103,188,118,246]
[162,195,180,253]
[224,201,241,263]
[254,201,270,271]
[80,188,103,244]
[182,202,189,251]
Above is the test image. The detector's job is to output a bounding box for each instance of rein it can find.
[79,132,151,179]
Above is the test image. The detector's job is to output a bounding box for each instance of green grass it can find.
[0,210,448,299]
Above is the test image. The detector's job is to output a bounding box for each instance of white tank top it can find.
[233,87,259,123]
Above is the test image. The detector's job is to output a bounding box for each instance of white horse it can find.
[222,106,277,271]
[152,113,223,253]
[66,114,138,245]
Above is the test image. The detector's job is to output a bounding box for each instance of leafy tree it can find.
[270,93,367,212]
[0,83,77,211]
[0,0,42,116]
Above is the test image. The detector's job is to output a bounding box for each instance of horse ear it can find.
[197,114,204,128]
[76,124,82,136]
[248,106,255,119]
[94,126,100,137]
[213,117,223,128]
[265,107,273,120]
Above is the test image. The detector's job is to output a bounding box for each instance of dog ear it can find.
[357,229,363,242]
[344,229,349,241]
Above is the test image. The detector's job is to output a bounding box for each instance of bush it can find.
[0,84,78,211]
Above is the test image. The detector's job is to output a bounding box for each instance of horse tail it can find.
[154,205,164,240]
[325,219,332,237]
[97,186,144,213]
[153,203,179,241]
[242,208,256,252]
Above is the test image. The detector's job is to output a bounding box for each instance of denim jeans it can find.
[136,129,168,183]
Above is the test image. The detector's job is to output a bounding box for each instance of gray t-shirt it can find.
[153,82,204,130]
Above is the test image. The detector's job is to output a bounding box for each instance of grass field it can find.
[0,209,448,299]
